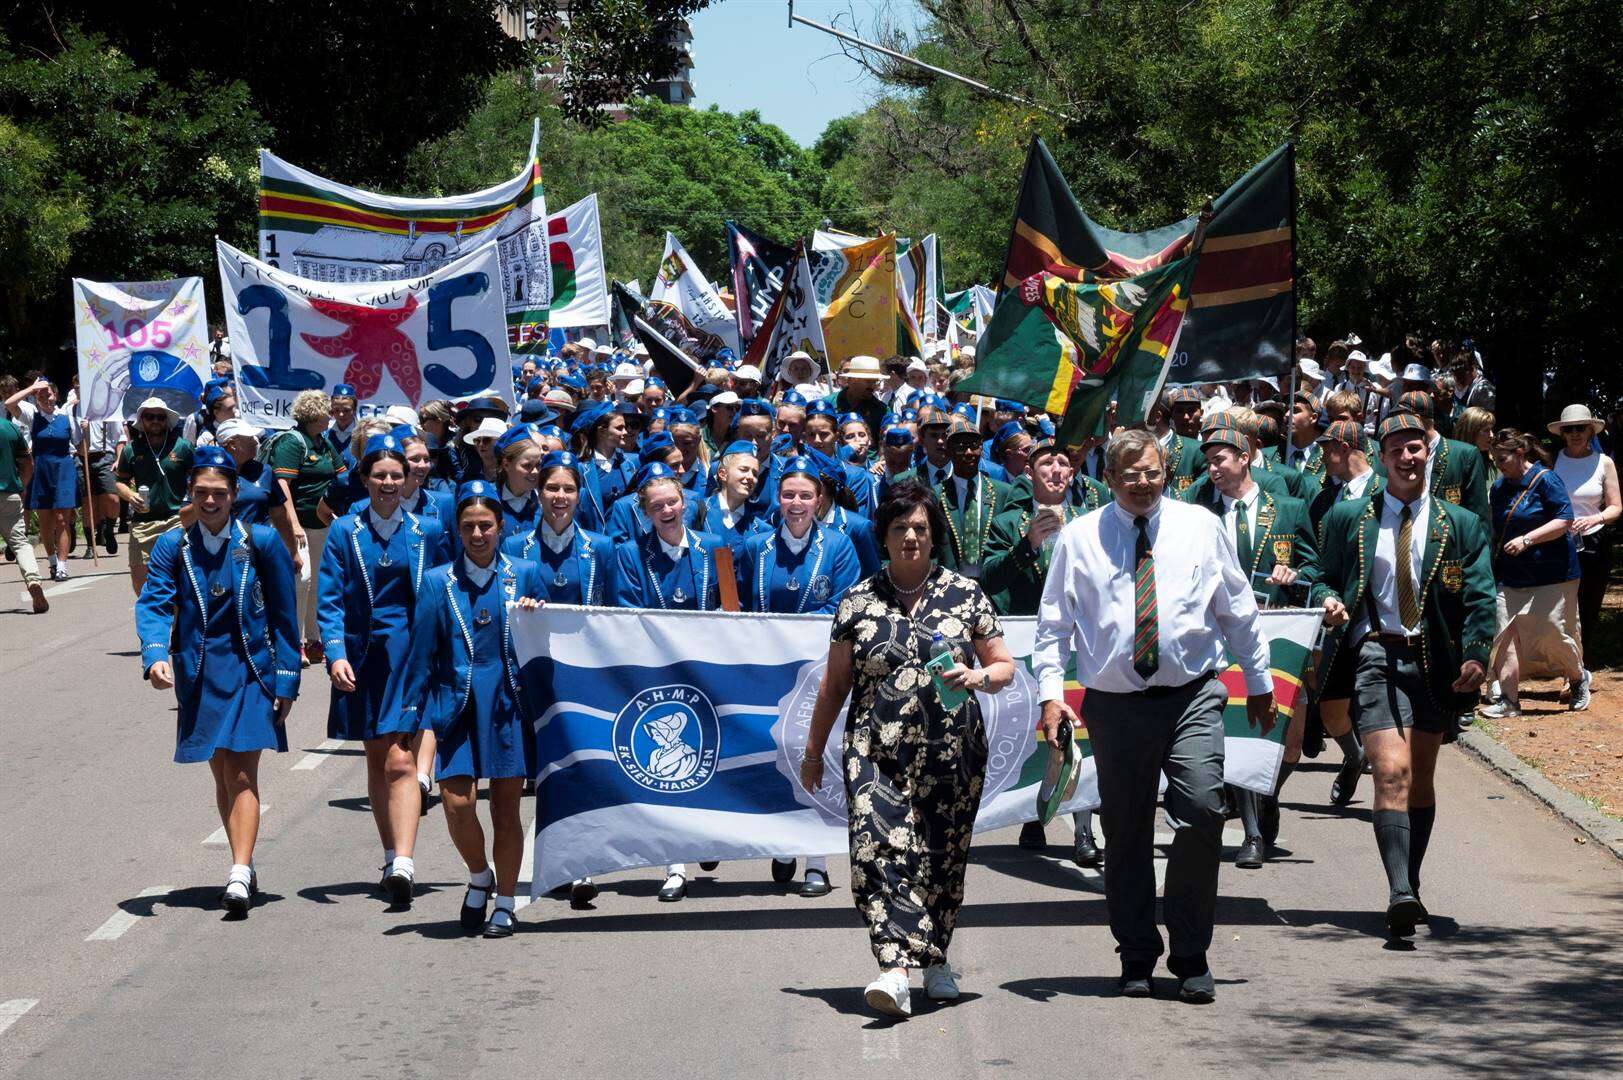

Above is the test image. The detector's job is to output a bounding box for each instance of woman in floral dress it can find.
[800,480,1015,1019]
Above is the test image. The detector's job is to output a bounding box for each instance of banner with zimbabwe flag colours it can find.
[1000,137,1294,384]
[258,119,551,353]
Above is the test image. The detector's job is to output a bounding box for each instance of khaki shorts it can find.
[130,515,179,569]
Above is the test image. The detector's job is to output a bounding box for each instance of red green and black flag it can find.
[999,137,1294,384]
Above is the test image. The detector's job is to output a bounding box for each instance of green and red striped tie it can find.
[1132,514,1159,679]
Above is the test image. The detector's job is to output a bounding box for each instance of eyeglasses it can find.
[1561,425,1592,435]
[1116,469,1165,485]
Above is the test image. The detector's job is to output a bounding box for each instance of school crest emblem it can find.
[613,684,721,794]
[1441,565,1464,592]
[1272,539,1293,566]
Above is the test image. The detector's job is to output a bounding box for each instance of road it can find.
[2,558,1621,1080]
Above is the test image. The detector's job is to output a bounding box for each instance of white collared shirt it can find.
[462,556,496,588]
[1354,491,1429,638]
[1287,441,1315,469]
[540,520,576,554]
[198,521,230,555]
[368,505,403,541]
[779,524,813,555]
[1425,432,1441,490]
[502,485,530,513]
[1220,483,1261,555]
[1340,468,1375,503]
[1033,498,1272,699]
[657,530,690,561]
[594,451,615,473]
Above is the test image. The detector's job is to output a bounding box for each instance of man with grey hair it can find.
[1034,427,1275,1003]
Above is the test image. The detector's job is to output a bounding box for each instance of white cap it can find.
[611,362,642,383]
[959,344,976,360]
[593,344,615,357]
[630,342,650,358]
[576,336,598,352]
[215,418,260,443]
[1400,362,1432,382]
[906,357,929,374]
[1368,354,1396,381]
[1297,359,1325,382]
[383,404,419,428]
[134,396,178,419]
[623,379,646,398]
[462,417,508,443]
[709,390,741,408]
[1253,375,1280,391]
[733,364,763,383]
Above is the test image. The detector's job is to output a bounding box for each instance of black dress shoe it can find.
[1177,971,1216,1004]
[1118,962,1154,998]
[1260,797,1280,849]
[460,884,492,930]
[1235,836,1265,869]
[1330,750,1365,806]
[658,876,688,902]
[1018,820,1048,851]
[698,861,719,872]
[419,781,432,817]
[569,879,599,909]
[1073,829,1101,868]
[770,858,796,884]
[1386,893,1425,937]
[799,869,832,898]
[482,913,515,938]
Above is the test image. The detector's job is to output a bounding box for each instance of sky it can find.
[688,0,927,147]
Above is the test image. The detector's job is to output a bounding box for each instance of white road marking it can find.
[86,887,173,942]
[291,739,347,770]
[0,999,38,1036]
[203,804,269,846]
[515,813,537,911]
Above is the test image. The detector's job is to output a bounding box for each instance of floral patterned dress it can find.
[830,565,1002,969]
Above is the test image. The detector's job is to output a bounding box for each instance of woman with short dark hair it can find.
[798,479,1016,1018]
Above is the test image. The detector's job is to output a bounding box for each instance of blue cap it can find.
[189,444,237,476]
[648,406,671,426]
[332,383,357,400]
[720,439,758,460]
[389,423,418,442]
[952,402,976,421]
[202,382,231,405]
[737,398,774,419]
[633,460,681,491]
[779,454,820,485]
[1036,417,1055,438]
[538,450,582,482]
[992,420,1026,449]
[666,406,697,426]
[518,399,557,424]
[613,400,640,417]
[456,480,501,513]
[570,402,613,435]
[995,399,1028,415]
[363,433,404,459]
[780,390,808,408]
[803,447,846,492]
[495,425,537,454]
[805,399,837,420]
[883,426,915,447]
[534,424,566,444]
[647,376,666,390]
[715,347,736,362]
[837,411,867,429]
[901,407,920,423]
[558,372,588,393]
[638,431,675,461]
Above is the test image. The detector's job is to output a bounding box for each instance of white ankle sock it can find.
[417,772,431,792]
[493,894,515,912]
[390,856,415,878]
[228,863,253,886]
[468,866,494,889]
[806,855,828,874]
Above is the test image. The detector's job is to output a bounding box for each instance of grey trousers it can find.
[1084,674,1227,966]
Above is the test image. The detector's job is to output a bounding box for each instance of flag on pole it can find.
[515,606,1319,895]
[727,222,796,344]
[742,242,829,381]
[999,137,1293,383]
[650,232,741,356]
[820,234,899,368]
[545,194,609,329]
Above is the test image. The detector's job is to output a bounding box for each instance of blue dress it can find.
[317,511,449,740]
[26,408,78,510]
[613,529,726,610]
[737,523,863,614]
[398,557,546,780]
[501,523,617,606]
[135,522,302,763]
[231,460,286,527]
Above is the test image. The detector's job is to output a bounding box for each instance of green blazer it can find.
[982,500,1091,615]
[1316,494,1496,713]
[1197,488,1329,608]
[932,474,1012,573]
[1163,433,1205,498]
[1429,435,1491,526]
[1309,472,1386,545]
[1272,440,1329,487]
[1183,466,1289,510]
[1257,452,1322,504]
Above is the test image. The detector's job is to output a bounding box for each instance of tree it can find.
[0,118,89,343]
[531,0,716,126]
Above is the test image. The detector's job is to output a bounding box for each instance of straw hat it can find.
[1548,404,1606,435]
[840,355,885,381]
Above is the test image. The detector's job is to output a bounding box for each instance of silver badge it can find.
[785,577,801,593]
[376,551,393,568]
[209,582,229,599]
[672,587,688,604]
[232,545,251,563]
[251,581,265,611]
[474,607,493,627]
[553,570,567,589]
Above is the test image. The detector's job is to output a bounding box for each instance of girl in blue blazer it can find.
[317,434,451,907]
[397,482,545,938]
[135,446,300,916]
[500,451,617,606]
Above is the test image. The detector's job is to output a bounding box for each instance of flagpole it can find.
[1285,143,1299,443]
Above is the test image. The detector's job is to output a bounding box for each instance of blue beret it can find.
[883,426,915,447]
[389,423,418,442]
[534,424,566,444]
[1036,417,1055,437]
[189,444,236,476]
[613,400,640,417]
[779,454,820,485]
[538,450,582,482]
[558,372,588,393]
[495,425,537,454]
[737,398,774,419]
[803,447,846,491]
[952,403,977,421]
[525,376,545,392]
[633,460,681,491]
[570,402,612,435]
[838,411,868,429]
[332,383,357,400]
[992,420,1026,448]
[647,376,666,390]
[805,399,837,420]
[363,433,404,460]
[901,408,920,423]
[715,347,736,362]
[780,390,808,408]
[638,431,675,461]
[995,399,1028,415]
[649,406,671,425]
[720,439,758,459]
[456,480,500,513]
[202,382,231,405]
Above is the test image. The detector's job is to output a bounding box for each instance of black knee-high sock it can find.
[1373,809,1413,898]
[1238,788,1263,839]
[1408,804,1436,896]
[1334,730,1362,761]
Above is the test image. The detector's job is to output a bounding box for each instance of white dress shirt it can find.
[462,556,496,588]
[1352,492,1429,638]
[1339,468,1375,503]
[198,521,230,555]
[540,520,576,554]
[657,531,690,560]
[779,525,812,555]
[1221,484,1261,555]
[368,505,402,541]
[1033,499,1272,699]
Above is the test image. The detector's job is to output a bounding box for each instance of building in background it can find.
[498,5,694,112]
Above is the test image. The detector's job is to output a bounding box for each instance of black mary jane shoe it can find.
[461,885,492,931]
[569,879,599,909]
[770,858,797,884]
[798,869,832,898]
[658,875,688,902]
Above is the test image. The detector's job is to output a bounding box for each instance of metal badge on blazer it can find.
[1441,565,1464,592]
[1272,539,1293,566]
[252,580,265,611]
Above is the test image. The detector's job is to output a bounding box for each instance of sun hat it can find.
[1548,404,1606,435]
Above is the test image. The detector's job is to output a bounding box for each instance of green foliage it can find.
[0,117,90,319]
[819,0,1623,420]
[531,0,714,125]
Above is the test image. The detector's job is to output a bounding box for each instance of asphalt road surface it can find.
[3,559,1621,1080]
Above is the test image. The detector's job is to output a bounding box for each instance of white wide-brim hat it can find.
[462,417,509,443]
[1549,404,1606,435]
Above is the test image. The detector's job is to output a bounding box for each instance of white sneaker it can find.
[1570,670,1592,711]
[923,961,960,1000]
[864,969,911,1018]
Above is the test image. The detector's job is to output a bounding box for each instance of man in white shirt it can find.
[1034,428,1275,1004]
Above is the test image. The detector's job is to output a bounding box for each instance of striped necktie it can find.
[1132,514,1159,679]
[1396,503,1421,630]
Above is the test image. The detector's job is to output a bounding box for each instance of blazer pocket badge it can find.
[1272,539,1293,566]
[1441,564,1464,592]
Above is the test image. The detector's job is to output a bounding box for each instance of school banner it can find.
[819,234,898,369]
[741,243,828,381]
[257,119,551,354]
[546,194,609,329]
[216,238,515,428]
[897,234,940,342]
[515,606,1318,895]
[649,232,741,357]
[71,277,211,422]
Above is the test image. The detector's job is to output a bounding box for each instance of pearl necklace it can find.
[886,564,932,597]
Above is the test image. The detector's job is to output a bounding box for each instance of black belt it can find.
[1361,631,1423,648]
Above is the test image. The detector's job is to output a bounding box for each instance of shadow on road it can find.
[780,985,983,1027]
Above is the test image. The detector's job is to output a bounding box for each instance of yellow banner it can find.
[821,234,898,365]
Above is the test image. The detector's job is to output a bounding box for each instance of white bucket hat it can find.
[841,355,886,381]
[462,417,508,444]
[1549,404,1606,435]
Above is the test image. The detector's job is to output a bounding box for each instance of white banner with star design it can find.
[217,238,516,429]
[72,276,211,423]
